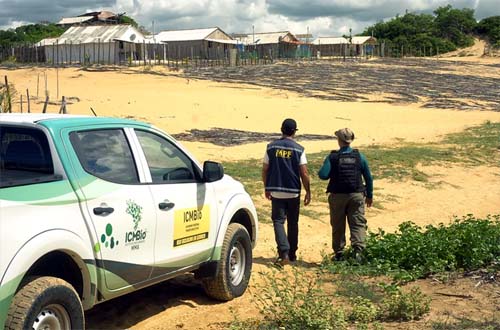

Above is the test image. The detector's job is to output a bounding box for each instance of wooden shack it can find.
[234,31,300,58]
[154,27,237,60]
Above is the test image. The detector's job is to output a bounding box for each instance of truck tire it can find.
[5,276,84,330]
[202,223,252,301]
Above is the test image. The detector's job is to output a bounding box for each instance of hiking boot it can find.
[275,255,290,267]
[275,252,290,267]
[331,252,344,262]
[289,252,297,263]
[353,247,364,264]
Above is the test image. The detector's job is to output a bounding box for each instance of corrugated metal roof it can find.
[351,36,377,44]
[312,36,377,45]
[205,38,239,45]
[36,38,58,46]
[236,31,297,45]
[57,16,93,25]
[45,25,145,44]
[312,37,348,45]
[155,28,219,42]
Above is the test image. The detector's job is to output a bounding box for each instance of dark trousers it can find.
[271,197,300,258]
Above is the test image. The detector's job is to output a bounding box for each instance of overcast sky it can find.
[1,0,499,36]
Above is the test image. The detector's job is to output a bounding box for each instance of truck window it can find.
[0,126,58,188]
[135,130,199,184]
[70,129,139,184]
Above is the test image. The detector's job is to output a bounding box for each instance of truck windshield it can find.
[0,126,59,188]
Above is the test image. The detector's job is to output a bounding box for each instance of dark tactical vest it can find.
[326,149,365,194]
[265,138,304,194]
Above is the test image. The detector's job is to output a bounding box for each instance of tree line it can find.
[362,5,500,56]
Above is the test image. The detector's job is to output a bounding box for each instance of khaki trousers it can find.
[328,192,367,254]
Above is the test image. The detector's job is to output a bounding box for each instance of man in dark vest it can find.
[318,128,373,262]
[262,118,311,266]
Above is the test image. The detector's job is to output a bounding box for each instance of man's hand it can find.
[304,191,311,206]
[265,191,272,200]
[365,198,373,207]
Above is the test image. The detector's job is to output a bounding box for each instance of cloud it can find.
[0,0,115,28]
[0,0,498,36]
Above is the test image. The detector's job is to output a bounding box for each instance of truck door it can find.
[68,128,157,290]
[133,129,218,278]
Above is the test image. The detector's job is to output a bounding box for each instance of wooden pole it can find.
[59,96,66,114]
[20,94,23,113]
[44,72,48,97]
[42,95,49,113]
[56,67,59,100]
[4,75,11,113]
[37,73,39,98]
[27,89,30,113]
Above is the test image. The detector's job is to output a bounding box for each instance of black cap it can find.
[281,118,298,136]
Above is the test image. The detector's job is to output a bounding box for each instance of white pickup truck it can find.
[0,114,258,330]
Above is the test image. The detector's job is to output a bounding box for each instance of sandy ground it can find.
[1,57,500,329]
[3,66,500,162]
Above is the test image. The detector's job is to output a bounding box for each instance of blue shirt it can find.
[318,146,373,198]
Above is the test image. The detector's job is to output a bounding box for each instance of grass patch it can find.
[224,122,500,208]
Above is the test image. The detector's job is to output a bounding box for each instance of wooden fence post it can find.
[27,89,30,113]
[59,96,67,114]
[4,76,12,113]
[42,95,49,113]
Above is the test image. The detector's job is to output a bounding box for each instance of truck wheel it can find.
[202,223,252,301]
[5,276,84,330]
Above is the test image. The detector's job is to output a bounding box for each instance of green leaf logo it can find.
[126,200,143,230]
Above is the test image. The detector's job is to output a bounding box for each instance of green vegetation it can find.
[0,23,65,47]
[225,121,500,208]
[476,16,500,48]
[118,15,139,28]
[253,270,348,330]
[362,5,492,56]
[229,268,431,329]
[324,214,500,282]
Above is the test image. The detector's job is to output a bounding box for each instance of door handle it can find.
[93,207,114,215]
[159,202,175,211]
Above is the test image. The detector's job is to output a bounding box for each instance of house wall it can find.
[252,42,298,58]
[313,44,347,56]
[43,41,139,64]
[161,40,235,60]
[206,29,232,41]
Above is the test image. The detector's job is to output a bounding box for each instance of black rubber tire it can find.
[5,276,84,330]
[202,223,252,301]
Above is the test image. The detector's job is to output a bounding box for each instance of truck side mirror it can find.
[203,161,224,182]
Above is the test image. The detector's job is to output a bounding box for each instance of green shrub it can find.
[348,297,380,323]
[253,269,347,330]
[381,286,431,321]
[361,215,500,281]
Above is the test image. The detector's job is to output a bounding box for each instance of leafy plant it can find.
[324,215,500,282]
[381,286,431,321]
[253,269,347,330]
[348,297,380,323]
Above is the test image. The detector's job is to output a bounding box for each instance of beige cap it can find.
[335,128,355,143]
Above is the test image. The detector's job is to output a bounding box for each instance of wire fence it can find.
[0,40,398,68]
